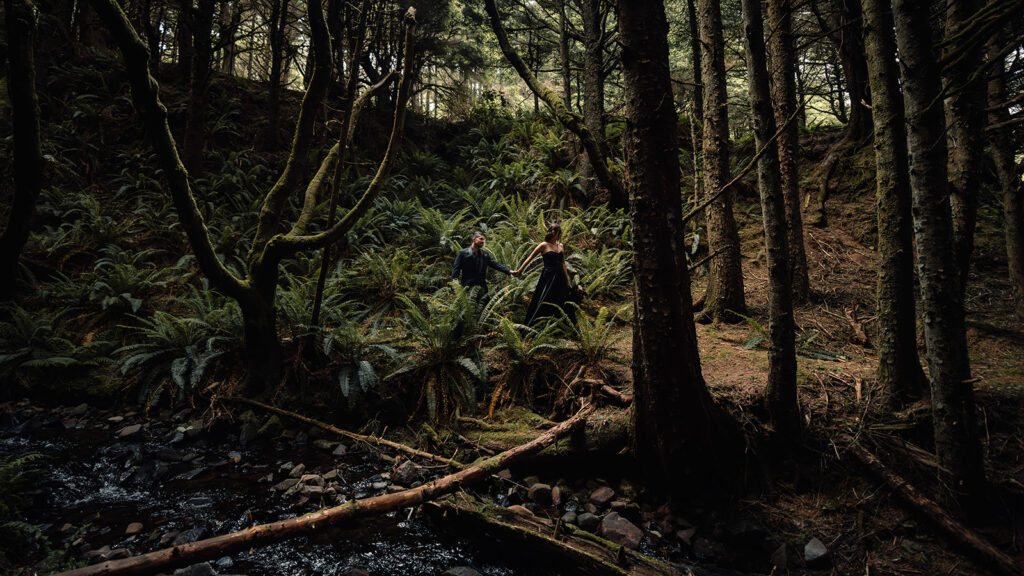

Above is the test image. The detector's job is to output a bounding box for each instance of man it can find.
[451,231,519,293]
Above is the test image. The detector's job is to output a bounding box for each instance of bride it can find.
[513,223,576,326]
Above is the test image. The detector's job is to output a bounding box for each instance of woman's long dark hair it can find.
[544,223,562,243]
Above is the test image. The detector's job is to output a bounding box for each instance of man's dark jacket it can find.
[451,247,510,292]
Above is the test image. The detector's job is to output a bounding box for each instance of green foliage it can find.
[0,452,48,568]
[415,206,471,258]
[342,250,426,322]
[489,317,565,414]
[568,246,632,301]
[0,305,113,384]
[326,322,397,407]
[564,304,627,366]
[389,283,490,422]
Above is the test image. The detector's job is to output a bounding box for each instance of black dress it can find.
[524,250,574,326]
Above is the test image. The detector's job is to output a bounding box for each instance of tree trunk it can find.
[835,0,871,140]
[0,0,42,300]
[264,0,291,149]
[686,0,703,128]
[741,0,800,434]
[174,0,193,76]
[697,0,745,323]
[861,0,927,403]
[580,0,607,195]
[238,277,284,395]
[892,0,984,504]
[766,0,809,303]
[618,0,737,488]
[987,33,1024,320]
[943,0,986,299]
[182,0,215,173]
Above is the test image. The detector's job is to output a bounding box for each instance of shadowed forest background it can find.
[0,0,1022,574]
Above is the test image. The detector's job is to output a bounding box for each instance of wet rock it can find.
[173,562,217,576]
[551,485,566,508]
[125,522,144,535]
[371,481,388,490]
[332,443,348,456]
[273,478,299,492]
[159,531,180,546]
[584,502,599,515]
[69,403,89,416]
[771,543,788,569]
[227,451,242,464]
[259,473,274,483]
[560,511,577,525]
[288,463,306,478]
[107,416,125,424]
[392,460,420,486]
[676,527,696,546]
[300,485,324,496]
[118,424,142,437]
[298,474,324,487]
[313,439,336,451]
[342,568,370,576]
[507,505,533,516]
[693,537,729,562]
[588,486,615,507]
[600,512,643,549]
[386,485,406,494]
[257,415,283,438]
[523,475,541,487]
[526,483,552,505]
[60,523,75,534]
[107,548,130,560]
[294,431,309,445]
[214,557,234,570]
[173,527,207,546]
[168,431,186,445]
[322,469,339,481]
[441,567,479,576]
[804,537,829,565]
[84,545,111,562]
[577,512,600,532]
[496,469,512,481]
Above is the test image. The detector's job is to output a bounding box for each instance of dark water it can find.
[0,405,544,575]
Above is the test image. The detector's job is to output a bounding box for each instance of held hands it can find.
[510,269,522,278]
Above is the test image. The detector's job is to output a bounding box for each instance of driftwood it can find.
[226,396,464,468]
[53,407,593,576]
[843,436,1019,576]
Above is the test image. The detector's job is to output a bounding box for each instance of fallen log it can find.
[843,436,1019,576]
[53,407,593,576]
[226,396,463,468]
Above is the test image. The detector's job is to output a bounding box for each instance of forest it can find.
[0,0,1022,574]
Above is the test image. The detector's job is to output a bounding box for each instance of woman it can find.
[514,223,575,326]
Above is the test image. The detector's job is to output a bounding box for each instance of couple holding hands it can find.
[451,223,582,326]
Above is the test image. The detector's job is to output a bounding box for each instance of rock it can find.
[313,439,336,451]
[441,567,480,576]
[693,537,729,562]
[588,486,615,507]
[300,485,324,496]
[725,518,769,546]
[69,403,89,416]
[257,415,283,438]
[584,502,599,515]
[522,475,541,487]
[239,422,258,445]
[214,557,234,570]
[107,416,124,423]
[496,468,513,481]
[107,548,131,560]
[173,562,217,576]
[371,481,388,490]
[551,485,565,508]
[527,483,552,505]
[273,478,299,492]
[676,527,696,546]
[288,463,306,478]
[609,500,642,524]
[227,451,242,464]
[298,474,324,487]
[507,505,534,516]
[804,537,829,565]
[600,512,643,549]
[85,545,111,562]
[560,511,577,525]
[386,485,406,494]
[125,522,144,535]
[158,531,180,546]
[60,523,75,534]
[118,424,142,437]
[342,568,370,576]
[770,543,788,569]
[577,512,600,532]
[322,469,339,481]
[294,431,309,445]
[168,431,186,445]
[332,443,348,456]
[392,460,420,486]
[173,527,207,546]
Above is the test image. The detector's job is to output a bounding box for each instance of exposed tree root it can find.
[843,435,1019,576]
[53,406,594,576]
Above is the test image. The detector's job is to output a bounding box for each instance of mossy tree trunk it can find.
[0,0,42,300]
[90,0,418,395]
[697,0,745,323]
[893,0,985,504]
[618,0,738,488]
[861,0,927,403]
[766,0,809,304]
[264,0,291,150]
[579,0,608,195]
[741,0,800,434]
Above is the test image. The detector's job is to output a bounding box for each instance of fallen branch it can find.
[226,396,462,468]
[843,436,1019,576]
[844,306,869,346]
[54,406,594,576]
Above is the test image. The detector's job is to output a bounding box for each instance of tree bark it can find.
[618,0,737,488]
[580,0,607,194]
[766,0,809,303]
[53,408,593,576]
[741,0,800,434]
[987,33,1024,320]
[264,0,292,150]
[174,0,194,76]
[697,0,745,323]
[686,0,703,128]
[944,0,986,299]
[0,0,42,300]
[893,0,985,504]
[861,0,927,403]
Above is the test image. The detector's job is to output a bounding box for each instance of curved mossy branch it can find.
[483,0,626,209]
[291,70,397,238]
[88,0,246,300]
[248,0,333,256]
[268,7,417,259]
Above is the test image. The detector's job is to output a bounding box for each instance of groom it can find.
[451,231,519,294]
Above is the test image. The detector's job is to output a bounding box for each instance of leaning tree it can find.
[89,0,418,393]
